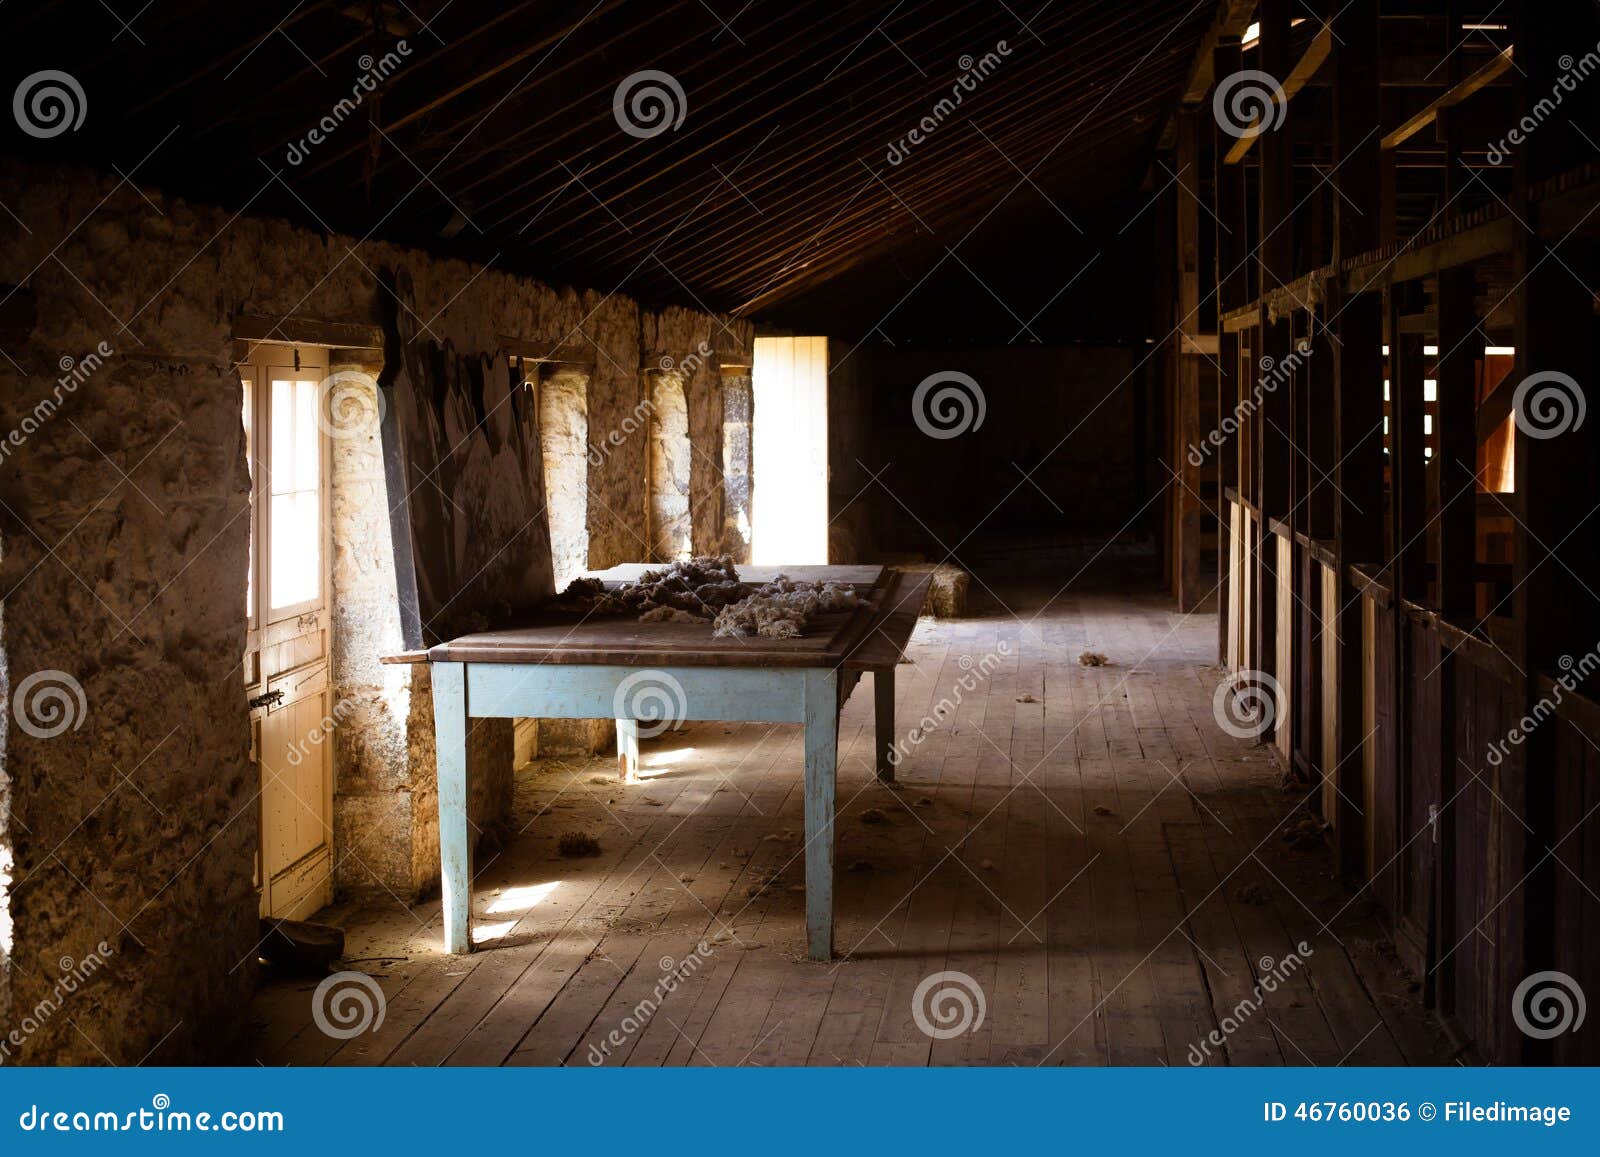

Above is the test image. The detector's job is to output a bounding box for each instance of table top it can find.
[417,565,931,670]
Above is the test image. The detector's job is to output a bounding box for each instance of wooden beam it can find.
[232,314,384,350]
[499,336,596,368]
[1153,0,1257,153]
[1181,0,1260,103]
[1223,21,1333,164]
[1343,217,1516,292]
[1381,45,1514,150]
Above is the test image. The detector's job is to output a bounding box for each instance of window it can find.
[752,336,829,564]
[268,375,322,610]
[238,345,329,621]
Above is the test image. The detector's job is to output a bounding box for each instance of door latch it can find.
[248,688,285,711]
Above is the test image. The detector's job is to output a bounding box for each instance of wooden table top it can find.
[416,565,931,670]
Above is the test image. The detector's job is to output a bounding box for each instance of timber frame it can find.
[1155,0,1600,1065]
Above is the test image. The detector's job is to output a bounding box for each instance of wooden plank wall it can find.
[1192,0,1600,1068]
[1553,711,1600,1066]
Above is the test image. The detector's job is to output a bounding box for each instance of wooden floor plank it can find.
[246,583,1452,1067]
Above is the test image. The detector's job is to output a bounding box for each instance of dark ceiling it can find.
[4,0,1215,335]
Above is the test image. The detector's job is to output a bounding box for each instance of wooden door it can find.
[240,344,335,920]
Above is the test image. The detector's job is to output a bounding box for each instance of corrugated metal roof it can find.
[5,0,1215,324]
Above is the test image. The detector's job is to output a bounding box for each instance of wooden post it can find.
[616,717,640,782]
[1215,34,1247,664]
[1330,0,1383,883]
[1433,263,1478,1017]
[803,667,839,960]
[432,662,473,954]
[874,667,896,783]
[1176,108,1205,611]
[1250,0,1294,745]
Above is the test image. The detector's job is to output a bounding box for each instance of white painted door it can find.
[752,336,829,564]
[240,344,335,920]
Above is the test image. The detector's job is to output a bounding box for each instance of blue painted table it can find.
[424,565,930,961]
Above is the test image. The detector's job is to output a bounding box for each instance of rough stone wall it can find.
[647,371,692,561]
[537,369,589,590]
[0,157,747,1062]
[582,298,648,569]
[327,362,420,901]
[722,371,753,563]
[0,340,254,1066]
[640,306,734,559]
[325,365,516,905]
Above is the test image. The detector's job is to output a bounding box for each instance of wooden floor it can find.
[247,581,1454,1066]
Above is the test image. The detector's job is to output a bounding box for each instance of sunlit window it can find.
[269,377,322,609]
[752,336,829,564]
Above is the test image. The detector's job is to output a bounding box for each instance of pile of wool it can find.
[712,575,863,640]
[572,556,749,622]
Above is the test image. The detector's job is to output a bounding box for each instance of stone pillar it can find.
[721,369,753,563]
[537,367,590,590]
[327,360,512,902]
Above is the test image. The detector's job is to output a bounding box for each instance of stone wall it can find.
[721,371,753,563]
[646,370,692,562]
[0,157,751,1062]
[537,369,589,590]
[326,369,512,904]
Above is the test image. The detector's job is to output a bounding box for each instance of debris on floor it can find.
[746,870,780,897]
[859,807,888,824]
[1079,651,1109,666]
[915,796,934,807]
[1092,804,1114,816]
[557,831,602,857]
[1282,814,1330,850]
[257,918,344,976]
[1015,692,1039,703]
[1234,881,1268,905]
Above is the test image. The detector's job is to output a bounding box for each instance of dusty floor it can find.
[247,582,1454,1066]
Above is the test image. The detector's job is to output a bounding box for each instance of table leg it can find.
[432,661,472,954]
[874,666,896,782]
[803,667,839,960]
[616,718,639,782]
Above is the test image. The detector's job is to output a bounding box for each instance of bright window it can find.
[752,336,829,564]
[269,376,323,610]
